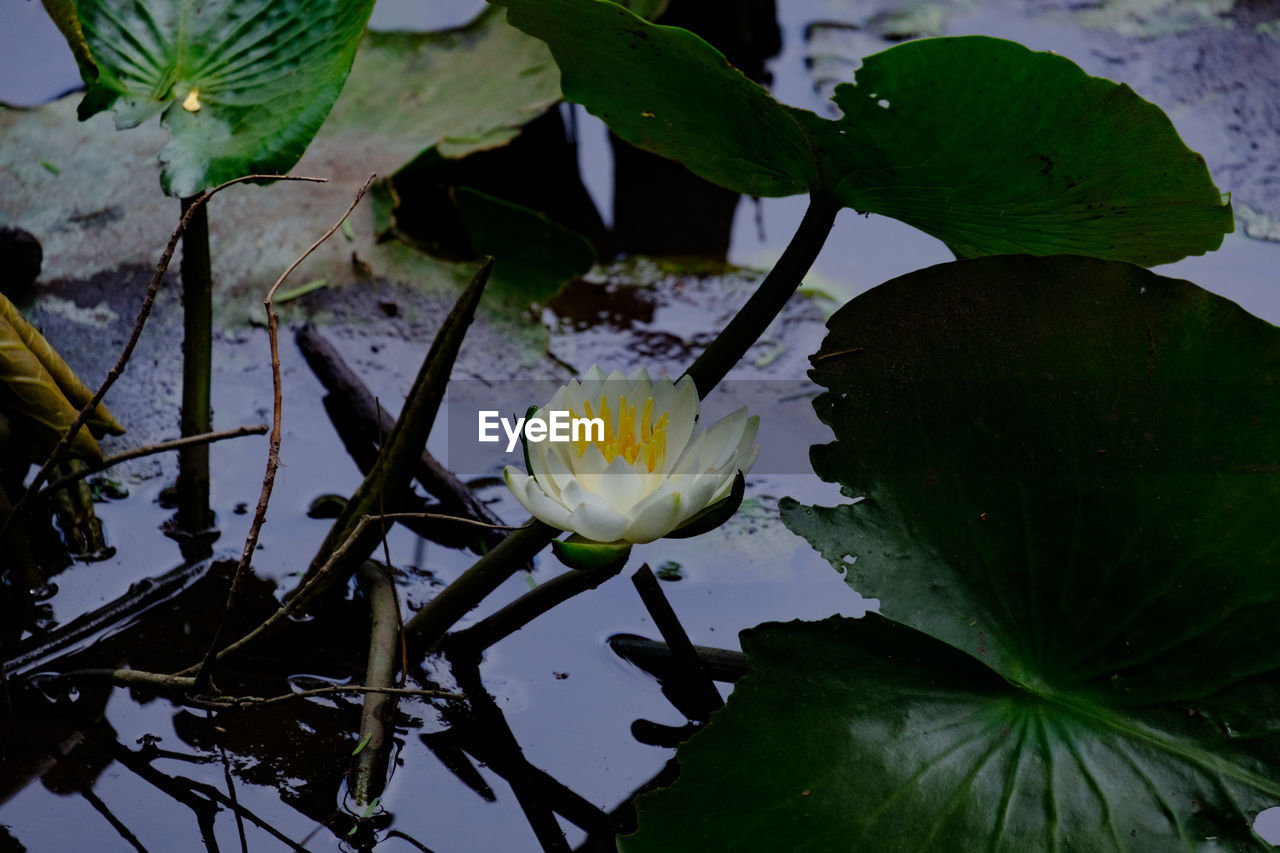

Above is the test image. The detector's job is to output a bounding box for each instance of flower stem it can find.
[683,195,839,396]
[176,195,215,543]
[404,520,557,656]
[402,195,840,655]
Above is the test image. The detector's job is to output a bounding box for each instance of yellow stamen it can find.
[573,393,669,473]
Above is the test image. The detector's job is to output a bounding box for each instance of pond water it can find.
[1,0,1278,850]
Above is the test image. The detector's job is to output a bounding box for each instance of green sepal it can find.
[552,535,632,572]
[664,470,745,540]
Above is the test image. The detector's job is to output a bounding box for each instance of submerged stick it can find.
[54,668,460,709]
[289,256,494,607]
[296,324,503,539]
[351,562,401,807]
[606,634,748,684]
[631,564,723,721]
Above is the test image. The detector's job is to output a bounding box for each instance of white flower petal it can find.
[594,453,650,512]
[565,501,630,543]
[622,488,684,543]
[662,378,700,461]
[676,473,724,525]
[699,408,749,471]
[504,467,573,529]
[505,369,758,543]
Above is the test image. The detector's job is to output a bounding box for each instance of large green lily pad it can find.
[626,255,1280,849]
[498,0,1232,266]
[60,0,374,197]
[1,4,581,321]
[319,8,561,167]
[624,614,1280,851]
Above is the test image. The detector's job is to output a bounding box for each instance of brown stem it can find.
[1,174,327,543]
[192,175,374,690]
[350,561,401,806]
[36,424,268,500]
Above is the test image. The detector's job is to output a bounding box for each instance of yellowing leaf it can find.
[0,292,124,463]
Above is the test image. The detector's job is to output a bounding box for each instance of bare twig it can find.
[192,684,461,710]
[192,174,375,690]
[16,173,327,503]
[173,513,517,677]
[36,424,269,500]
[54,667,461,708]
[291,256,493,605]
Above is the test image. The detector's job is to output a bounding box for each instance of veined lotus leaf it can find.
[497,0,1232,266]
[57,0,375,196]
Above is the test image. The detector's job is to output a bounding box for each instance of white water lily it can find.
[503,366,759,544]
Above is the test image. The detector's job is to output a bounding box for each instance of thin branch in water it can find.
[36,424,269,500]
[211,710,250,853]
[14,173,328,504]
[57,751,151,852]
[53,668,461,709]
[193,173,376,690]
[193,684,462,711]
[172,512,518,677]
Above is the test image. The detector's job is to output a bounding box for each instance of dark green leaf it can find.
[497,0,817,199]
[456,187,596,305]
[623,615,1280,852]
[65,0,374,196]
[715,254,1280,848]
[498,0,1231,265]
[319,8,562,170]
[821,37,1232,265]
[785,254,1280,692]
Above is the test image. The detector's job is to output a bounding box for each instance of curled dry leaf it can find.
[0,292,124,463]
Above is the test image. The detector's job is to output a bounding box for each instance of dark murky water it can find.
[2,0,1278,850]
